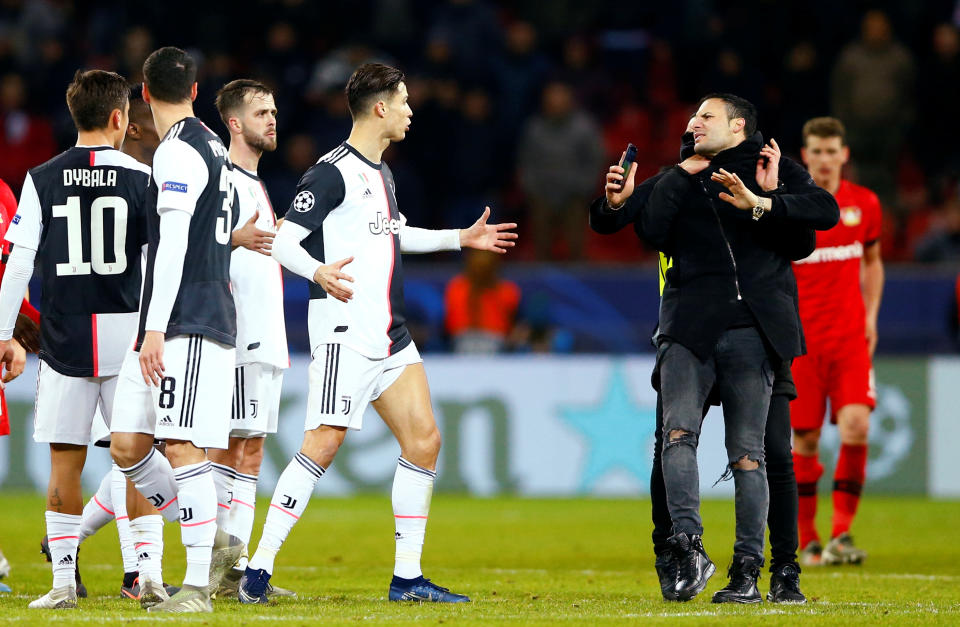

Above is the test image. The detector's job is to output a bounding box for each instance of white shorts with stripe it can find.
[154,335,235,449]
[33,360,118,445]
[305,342,421,431]
[230,363,284,438]
[112,334,235,449]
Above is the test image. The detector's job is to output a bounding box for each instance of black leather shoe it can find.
[655,550,678,601]
[767,562,806,603]
[712,554,762,604]
[669,532,715,602]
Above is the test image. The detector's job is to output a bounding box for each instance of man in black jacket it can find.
[590,123,818,603]
[639,94,837,602]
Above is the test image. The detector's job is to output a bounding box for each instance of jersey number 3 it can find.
[215,165,234,245]
[53,196,128,276]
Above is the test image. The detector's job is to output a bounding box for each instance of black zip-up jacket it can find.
[639,132,839,361]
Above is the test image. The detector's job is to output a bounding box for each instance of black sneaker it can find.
[712,554,762,604]
[40,536,87,598]
[669,532,715,602]
[655,550,679,601]
[767,562,806,604]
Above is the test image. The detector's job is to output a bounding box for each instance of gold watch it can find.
[751,198,766,221]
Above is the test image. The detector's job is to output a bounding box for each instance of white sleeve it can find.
[272,221,322,281]
[144,209,191,332]
[398,213,461,253]
[153,140,209,216]
[0,245,36,340]
[5,173,42,251]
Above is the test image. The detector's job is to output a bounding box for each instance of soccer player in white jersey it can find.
[65,90,183,603]
[0,70,151,609]
[109,47,241,614]
[204,79,295,598]
[239,63,517,604]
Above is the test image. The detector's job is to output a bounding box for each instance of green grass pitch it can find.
[0,493,957,624]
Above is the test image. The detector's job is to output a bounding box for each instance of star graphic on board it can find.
[559,367,657,491]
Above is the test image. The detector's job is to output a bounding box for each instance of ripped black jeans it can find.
[658,327,772,561]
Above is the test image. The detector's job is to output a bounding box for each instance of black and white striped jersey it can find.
[285,142,409,359]
[137,117,239,348]
[6,146,150,376]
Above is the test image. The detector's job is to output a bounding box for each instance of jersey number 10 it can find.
[53,196,128,276]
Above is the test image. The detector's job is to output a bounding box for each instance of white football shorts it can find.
[230,362,284,438]
[111,334,235,449]
[33,360,118,445]
[305,341,421,431]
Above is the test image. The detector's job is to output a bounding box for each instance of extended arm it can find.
[589,171,666,234]
[272,220,354,302]
[711,158,839,230]
[862,241,884,357]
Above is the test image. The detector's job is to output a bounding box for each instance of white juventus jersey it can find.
[285,142,409,359]
[230,168,289,369]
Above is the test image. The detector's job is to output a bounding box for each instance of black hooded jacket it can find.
[639,132,838,361]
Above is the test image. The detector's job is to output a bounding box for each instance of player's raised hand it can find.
[314,257,355,303]
[139,330,165,387]
[711,168,760,210]
[605,151,638,208]
[232,210,275,256]
[756,138,781,192]
[2,338,25,384]
[459,207,517,254]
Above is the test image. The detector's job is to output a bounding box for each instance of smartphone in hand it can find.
[616,143,638,191]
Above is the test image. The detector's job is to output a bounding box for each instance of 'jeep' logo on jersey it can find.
[369,211,400,235]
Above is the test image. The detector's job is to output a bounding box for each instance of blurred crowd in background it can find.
[2,0,960,352]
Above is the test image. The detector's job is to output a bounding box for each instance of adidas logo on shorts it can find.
[160,415,174,426]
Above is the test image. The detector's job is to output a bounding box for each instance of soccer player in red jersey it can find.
[791,117,884,565]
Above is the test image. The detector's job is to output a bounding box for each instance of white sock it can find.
[130,514,164,584]
[211,463,236,532]
[46,511,81,589]
[248,453,323,574]
[227,472,258,547]
[392,457,436,579]
[174,461,218,588]
[78,470,114,543]
[111,465,138,573]
[119,448,180,522]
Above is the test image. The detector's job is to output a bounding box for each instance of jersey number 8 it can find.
[53,195,128,276]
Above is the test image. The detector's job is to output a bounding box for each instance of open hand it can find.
[313,257,355,303]
[711,168,760,210]
[459,207,517,253]
[232,210,274,255]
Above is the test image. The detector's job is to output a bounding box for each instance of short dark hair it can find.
[128,84,153,127]
[698,92,758,137]
[65,69,130,132]
[143,46,196,104]
[215,79,273,126]
[345,63,405,119]
[802,116,846,146]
